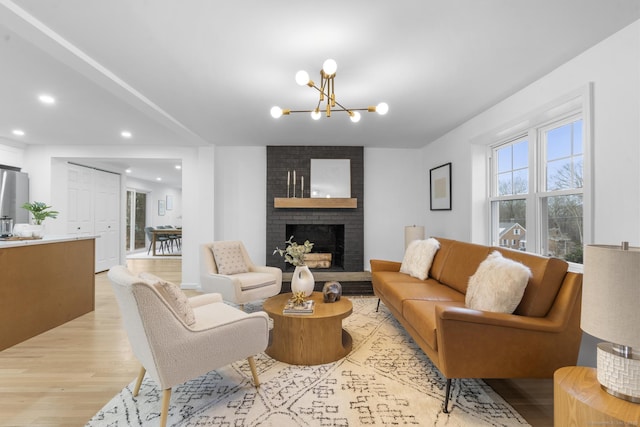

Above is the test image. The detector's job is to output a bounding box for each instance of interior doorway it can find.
[126,190,147,252]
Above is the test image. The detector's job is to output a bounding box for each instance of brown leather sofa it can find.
[370,237,582,412]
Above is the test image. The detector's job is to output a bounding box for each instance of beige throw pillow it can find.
[212,242,249,275]
[139,272,196,326]
[465,251,532,314]
[399,238,440,280]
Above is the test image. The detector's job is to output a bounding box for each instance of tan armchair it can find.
[108,265,269,427]
[200,241,282,309]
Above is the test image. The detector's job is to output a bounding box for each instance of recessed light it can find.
[12,129,25,136]
[125,169,132,174]
[175,165,182,170]
[156,177,162,181]
[38,94,56,105]
[121,130,132,139]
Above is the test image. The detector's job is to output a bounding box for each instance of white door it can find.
[67,164,121,273]
[67,164,93,236]
[94,170,120,272]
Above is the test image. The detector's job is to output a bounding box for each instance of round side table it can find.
[554,366,640,425]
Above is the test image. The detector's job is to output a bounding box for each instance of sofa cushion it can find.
[139,272,196,326]
[465,251,532,313]
[373,272,464,314]
[403,299,466,351]
[212,242,249,275]
[494,248,568,316]
[438,241,492,294]
[400,238,440,280]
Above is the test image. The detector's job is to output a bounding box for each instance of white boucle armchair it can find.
[200,241,282,309]
[108,265,269,427]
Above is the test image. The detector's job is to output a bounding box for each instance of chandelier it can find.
[270,59,388,123]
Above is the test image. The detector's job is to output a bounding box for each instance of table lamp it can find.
[582,242,640,402]
[404,225,425,249]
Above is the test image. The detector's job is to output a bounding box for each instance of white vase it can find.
[291,265,315,297]
[30,224,45,238]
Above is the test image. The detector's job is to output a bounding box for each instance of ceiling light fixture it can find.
[12,129,25,136]
[271,59,388,123]
[38,94,56,105]
[120,130,132,139]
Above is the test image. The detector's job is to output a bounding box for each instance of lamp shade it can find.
[581,244,640,349]
[404,225,425,249]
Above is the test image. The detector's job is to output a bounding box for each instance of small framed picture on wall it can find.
[430,162,452,211]
[158,199,166,216]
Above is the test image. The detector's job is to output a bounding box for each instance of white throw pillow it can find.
[212,242,249,275]
[400,238,440,280]
[139,272,196,326]
[465,251,532,314]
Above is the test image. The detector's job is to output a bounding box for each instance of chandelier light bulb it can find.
[295,70,310,86]
[270,106,283,118]
[349,111,361,123]
[311,109,322,120]
[322,58,338,75]
[376,102,389,115]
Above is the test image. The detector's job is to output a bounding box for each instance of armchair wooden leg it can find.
[133,366,146,397]
[248,356,260,387]
[160,388,171,427]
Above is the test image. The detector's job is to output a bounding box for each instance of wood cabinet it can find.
[554,366,640,425]
[0,237,96,351]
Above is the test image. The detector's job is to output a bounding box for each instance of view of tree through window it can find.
[490,117,584,263]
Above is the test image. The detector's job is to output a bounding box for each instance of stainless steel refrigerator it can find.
[0,167,30,226]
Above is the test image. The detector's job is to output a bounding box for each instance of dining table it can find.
[151,227,182,256]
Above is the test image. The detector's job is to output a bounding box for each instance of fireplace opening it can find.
[285,224,345,271]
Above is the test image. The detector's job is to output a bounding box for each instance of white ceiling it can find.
[1,0,639,187]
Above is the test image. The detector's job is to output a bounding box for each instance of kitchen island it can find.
[0,235,97,350]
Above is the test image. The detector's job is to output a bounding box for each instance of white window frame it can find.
[486,85,593,270]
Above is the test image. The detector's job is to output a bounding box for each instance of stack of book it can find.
[283,299,315,315]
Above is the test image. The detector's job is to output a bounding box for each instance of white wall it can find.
[364,148,427,264]
[423,20,640,248]
[213,146,267,263]
[421,20,640,366]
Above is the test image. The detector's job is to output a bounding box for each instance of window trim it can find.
[485,84,593,270]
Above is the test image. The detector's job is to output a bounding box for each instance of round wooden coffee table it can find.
[263,292,352,365]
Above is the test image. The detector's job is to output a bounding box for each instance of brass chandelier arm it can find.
[271,59,388,121]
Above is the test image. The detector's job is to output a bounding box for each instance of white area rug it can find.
[86,297,529,426]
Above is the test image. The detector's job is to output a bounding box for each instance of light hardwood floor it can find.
[0,259,553,426]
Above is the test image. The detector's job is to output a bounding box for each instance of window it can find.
[490,116,585,263]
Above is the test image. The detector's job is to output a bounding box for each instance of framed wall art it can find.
[430,162,452,211]
[158,199,166,216]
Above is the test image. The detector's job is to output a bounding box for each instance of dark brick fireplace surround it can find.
[266,146,371,294]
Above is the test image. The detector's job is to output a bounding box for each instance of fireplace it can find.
[266,146,364,274]
[285,224,345,271]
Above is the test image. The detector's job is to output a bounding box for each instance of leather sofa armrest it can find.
[370,259,402,272]
[435,302,581,378]
[436,305,565,333]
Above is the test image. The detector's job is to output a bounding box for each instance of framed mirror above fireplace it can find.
[310,159,350,198]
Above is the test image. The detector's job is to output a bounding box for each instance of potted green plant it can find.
[22,201,59,225]
[21,202,59,238]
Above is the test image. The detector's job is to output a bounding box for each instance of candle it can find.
[301,176,304,198]
[287,170,290,198]
[293,170,296,197]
